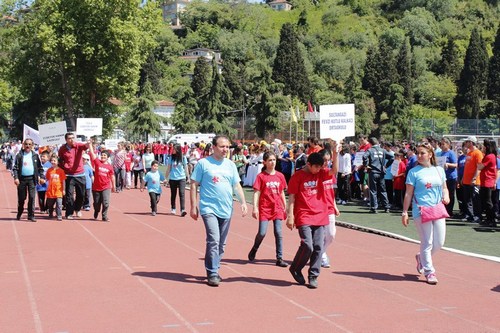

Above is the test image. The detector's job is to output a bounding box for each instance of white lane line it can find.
[78,223,199,333]
[4,270,19,274]
[2,175,44,333]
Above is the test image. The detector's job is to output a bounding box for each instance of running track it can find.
[1,167,499,333]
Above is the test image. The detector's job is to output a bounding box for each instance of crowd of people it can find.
[2,132,499,287]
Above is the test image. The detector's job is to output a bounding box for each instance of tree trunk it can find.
[59,60,76,130]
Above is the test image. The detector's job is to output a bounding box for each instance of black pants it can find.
[462,184,481,220]
[65,176,86,217]
[17,176,36,218]
[337,173,351,202]
[445,178,457,217]
[290,225,324,279]
[93,189,111,219]
[368,172,389,210]
[133,169,144,188]
[456,182,466,216]
[37,190,46,212]
[479,187,495,224]
[385,179,393,205]
[169,179,186,211]
[149,192,161,213]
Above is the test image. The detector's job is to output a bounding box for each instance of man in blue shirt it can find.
[12,139,45,222]
[190,135,248,287]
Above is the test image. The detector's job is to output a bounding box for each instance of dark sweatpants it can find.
[290,225,325,279]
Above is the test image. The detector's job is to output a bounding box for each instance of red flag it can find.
[307,100,314,113]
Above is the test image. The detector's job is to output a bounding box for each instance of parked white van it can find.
[167,133,216,146]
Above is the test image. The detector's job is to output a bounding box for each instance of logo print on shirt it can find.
[425,182,432,189]
[212,176,220,184]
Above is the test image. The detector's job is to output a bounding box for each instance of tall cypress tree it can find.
[487,26,500,116]
[272,23,311,103]
[454,28,489,119]
[198,59,234,135]
[191,57,212,114]
[222,59,246,110]
[438,37,461,82]
[396,38,414,107]
[171,86,199,134]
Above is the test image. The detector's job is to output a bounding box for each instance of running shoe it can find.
[425,273,438,285]
[415,253,424,275]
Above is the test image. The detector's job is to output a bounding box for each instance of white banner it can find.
[76,118,102,137]
[319,104,355,141]
[39,121,68,146]
[354,151,364,167]
[23,124,40,145]
[437,156,447,168]
[391,160,400,177]
[105,139,120,151]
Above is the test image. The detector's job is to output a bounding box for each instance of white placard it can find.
[437,156,447,168]
[354,151,364,166]
[105,139,120,151]
[39,121,68,146]
[319,104,355,141]
[391,160,400,177]
[23,124,40,145]
[76,118,102,136]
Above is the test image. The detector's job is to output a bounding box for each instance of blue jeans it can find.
[251,220,284,259]
[202,213,231,277]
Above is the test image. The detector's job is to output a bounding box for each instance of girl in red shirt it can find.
[248,151,288,267]
[478,139,498,227]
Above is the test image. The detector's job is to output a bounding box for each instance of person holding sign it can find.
[58,132,90,220]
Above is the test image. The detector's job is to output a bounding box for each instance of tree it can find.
[487,26,500,116]
[8,0,162,130]
[191,57,212,110]
[396,38,414,107]
[272,23,311,103]
[198,60,234,135]
[125,81,165,142]
[437,38,461,82]
[380,84,410,138]
[170,86,199,134]
[454,28,489,119]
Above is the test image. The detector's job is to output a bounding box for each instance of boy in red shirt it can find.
[286,152,336,289]
[89,141,116,222]
[46,154,66,221]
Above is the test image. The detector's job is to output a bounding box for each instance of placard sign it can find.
[39,121,68,146]
[105,139,120,151]
[319,104,355,141]
[76,118,102,136]
[391,160,400,177]
[354,152,364,166]
[437,156,447,168]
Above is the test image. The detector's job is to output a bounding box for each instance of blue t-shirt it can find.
[167,155,187,181]
[84,164,94,190]
[406,165,446,218]
[143,171,165,194]
[440,150,457,180]
[191,156,240,219]
[21,152,35,176]
[406,155,418,173]
[36,161,52,191]
[457,154,466,181]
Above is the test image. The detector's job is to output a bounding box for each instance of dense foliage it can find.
[0,0,498,140]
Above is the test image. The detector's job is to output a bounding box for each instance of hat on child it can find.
[464,136,477,143]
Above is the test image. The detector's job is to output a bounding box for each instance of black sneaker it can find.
[93,211,98,219]
[16,213,21,220]
[289,267,306,285]
[276,258,288,267]
[207,275,221,287]
[248,247,257,261]
[28,217,37,222]
[369,209,377,214]
[308,276,318,289]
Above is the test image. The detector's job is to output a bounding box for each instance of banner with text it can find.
[319,104,355,141]
[76,118,102,137]
[39,121,67,146]
[23,124,40,145]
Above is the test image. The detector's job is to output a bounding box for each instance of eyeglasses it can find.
[24,143,33,146]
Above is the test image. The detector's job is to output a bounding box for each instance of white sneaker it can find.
[415,253,424,275]
[341,200,347,205]
[76,211,82,217]
[171,209,176,215]
[425,273,438,285]
[321,257,331,268]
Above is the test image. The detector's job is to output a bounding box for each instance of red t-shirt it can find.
[58,142,87,175]
[480,153,497,188]
[92,158,114,191]
[124,152,133,172]
[288,168,331,227]
[359,143,372,152]
[253,171,287,221]
[393,161,407,190]
[321,167,337,214]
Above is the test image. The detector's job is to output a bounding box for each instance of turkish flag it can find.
[307,100,314,113]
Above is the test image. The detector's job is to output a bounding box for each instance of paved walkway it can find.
[1,167,499,333]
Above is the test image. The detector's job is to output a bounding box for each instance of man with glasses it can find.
[58,132,90,219]
[12,139,45,221]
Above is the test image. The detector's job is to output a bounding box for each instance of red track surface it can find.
[1,167,499,333]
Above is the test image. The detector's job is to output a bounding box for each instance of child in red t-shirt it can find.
[287,152,336,289]
[392,151,407,210]
[45,155,66,221]
[89,141,116,222]
[248,151,288,267]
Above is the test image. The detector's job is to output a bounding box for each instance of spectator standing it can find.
[477,139,498,227]
[12,138,46,221]
[337,145,351,204]
[58,132,90,219]
[439,137,458,217]
[461,136,483,223]
[456,145,467,218]
[392,151,407,210]
[363,137,392,213]
[190,135,248,287]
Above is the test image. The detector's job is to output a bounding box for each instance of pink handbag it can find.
[419,202,449,223]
